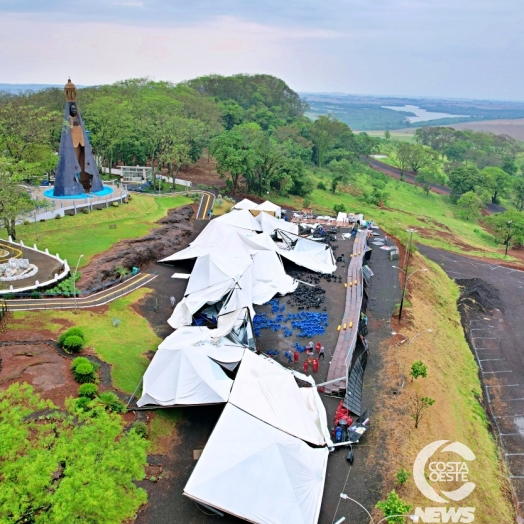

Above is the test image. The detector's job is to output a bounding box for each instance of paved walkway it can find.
[195,191,215,220]
[5,273,157,311]
[325,229,368,393]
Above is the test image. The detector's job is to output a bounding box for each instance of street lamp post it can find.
[397,229,417,321]
[505,220,513,257]
[393,264,427,322]
[73,254,84,309]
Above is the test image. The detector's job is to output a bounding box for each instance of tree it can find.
[457,191,483,221]
[327,159,354,193]
[480,166,512,204]
[405,144,439,175]
[447,165,481,202]
[410,361,428,381]
[333,203,346,214]
[0,158,39,240]
[0,383,147,523]
[390,142,412,180]
[484,210,524,248]
[211,127,256,194]
[410,393,435,428]
[512,176,524,212]
[416,167,446,196]
[376,491,412,524]
[384,130,391,141]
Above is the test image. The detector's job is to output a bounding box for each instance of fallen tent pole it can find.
[126,377,143,409]
[316,376,346,387]
[295,279,317,288]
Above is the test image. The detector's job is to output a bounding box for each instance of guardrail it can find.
[0,239,70,295]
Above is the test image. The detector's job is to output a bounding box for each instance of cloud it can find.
[0,2,522,100]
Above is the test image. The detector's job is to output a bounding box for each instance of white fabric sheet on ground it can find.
[256,210,298,236]
[228,351,327,446]
[137,326,245,407]
[184,403,328,524]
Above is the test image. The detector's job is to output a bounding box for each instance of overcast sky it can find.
[0,0,521,100]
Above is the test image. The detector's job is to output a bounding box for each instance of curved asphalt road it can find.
[419,244,524,511]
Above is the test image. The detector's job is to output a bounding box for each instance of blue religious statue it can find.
[53,79,103,196]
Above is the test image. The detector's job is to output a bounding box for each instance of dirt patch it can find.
[0,342,78,407]
[456,278,505,315]
[178,155,225,188]
[78,205,194,290]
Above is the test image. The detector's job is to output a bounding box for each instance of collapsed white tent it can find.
[184,403,328,524]
[277,230,337,274]
[228,350,327,446]
[168,253,255,329]
[256,209,298,236]
[159,221,252,263]
[213,208,263,231]
[137,325,246,407]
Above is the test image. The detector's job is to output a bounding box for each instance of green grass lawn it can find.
[272,172,514,261]
[10,288,161,394]
[10,194,192,268]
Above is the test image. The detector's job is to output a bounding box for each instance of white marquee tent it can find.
[184,403,328,524]
[137,325,246,407]
[228,350,327,446]
[233,198,258,211]
[253,199,282,218]
[256,209,298,236]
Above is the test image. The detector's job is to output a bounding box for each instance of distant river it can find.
[382,104,469,124]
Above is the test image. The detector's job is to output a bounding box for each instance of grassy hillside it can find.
[269,170,513,261]
[372,253,514,522]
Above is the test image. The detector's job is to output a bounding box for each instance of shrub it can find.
[130,421,148,438]
[40,219,46,222]
[71,360,97,384]
[23,219,30,226]
[317,181,327,191]
[97,392,125,413]
[55,214,62,220]
[376,491,412,524]
[78,383,98,399]
[303,198,311,209]
[75,396,92,411]
[58,327,85,347]
[82,208,90,214]
[62,335,84,353]
[395,467,410,486]
[333,203,346,214]
[410,360,428,381]
[30,291,41,300]
[111,202,119,207]
[71,357,90,371]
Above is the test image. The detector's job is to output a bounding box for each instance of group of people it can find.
[306,341,325,361]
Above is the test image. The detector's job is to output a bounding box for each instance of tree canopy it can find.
[0,383,148,524]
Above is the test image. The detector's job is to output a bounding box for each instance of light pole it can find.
[393,264,427,322]
[505,220,513,257]
[73,254,84,309]
[338,493,419,523]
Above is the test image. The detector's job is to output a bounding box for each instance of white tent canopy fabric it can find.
[256,210,298,236]
[233,198,258,211]
[137,325,246,407]
[254,200,282,218]
[277,230,337,274]
[213,208,263,231]
[228,350,327,446]
[184,403,328,524]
